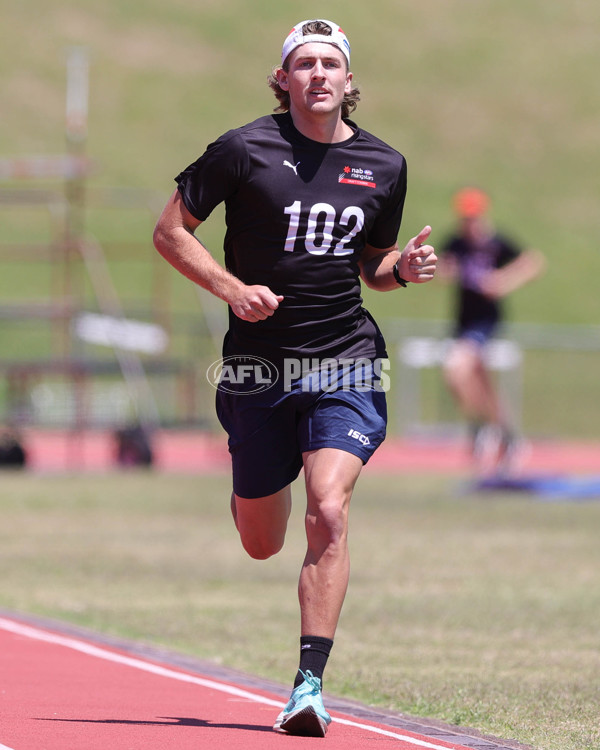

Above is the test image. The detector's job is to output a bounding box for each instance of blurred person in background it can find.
[438,187,545,474]
[154,18,437,736]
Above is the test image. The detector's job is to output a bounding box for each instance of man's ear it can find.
[344,71,353,94]
[277,68,289,91]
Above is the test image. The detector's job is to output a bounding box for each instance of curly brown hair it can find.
[267,20,360,119]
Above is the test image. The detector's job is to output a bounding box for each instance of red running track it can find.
[0,613,518,750]
[18,428,600,475]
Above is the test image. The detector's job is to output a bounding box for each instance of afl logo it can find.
[206,355,279,394]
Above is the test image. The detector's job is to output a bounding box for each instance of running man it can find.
[153,19,437,736]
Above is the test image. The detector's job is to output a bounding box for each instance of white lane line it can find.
[0,617,464,750]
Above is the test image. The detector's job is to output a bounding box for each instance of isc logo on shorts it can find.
[348,428,370,446]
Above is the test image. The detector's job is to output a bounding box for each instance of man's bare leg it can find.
[444,339,502,425]
[299,448,364,638]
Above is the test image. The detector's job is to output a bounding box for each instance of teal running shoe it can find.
[273,670,332,737]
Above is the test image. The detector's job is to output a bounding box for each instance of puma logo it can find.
[283,160,300,176]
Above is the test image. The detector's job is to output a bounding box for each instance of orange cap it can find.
[453,187,490,218]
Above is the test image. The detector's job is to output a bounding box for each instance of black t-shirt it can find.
[175,112,407,364]
[441,232,521,333]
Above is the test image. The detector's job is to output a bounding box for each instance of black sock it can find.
[293,636,334,688]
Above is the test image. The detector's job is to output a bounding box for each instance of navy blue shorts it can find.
[215,359,388,499]
[455,320,498,347]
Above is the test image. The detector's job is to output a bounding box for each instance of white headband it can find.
[281,19,351,66]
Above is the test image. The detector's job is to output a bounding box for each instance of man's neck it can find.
[289,107,354,144]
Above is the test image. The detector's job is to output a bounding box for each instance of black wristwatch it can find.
[392,260,409,287]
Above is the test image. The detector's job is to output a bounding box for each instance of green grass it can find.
[2,471,599,750]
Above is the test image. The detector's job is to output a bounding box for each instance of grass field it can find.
[2,470,599,750]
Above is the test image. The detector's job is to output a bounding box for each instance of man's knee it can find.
[445,344,480,383]
[303,449,361,550]
[233,489,291,560]
[239,530,285,560]
[306,492,350,553]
